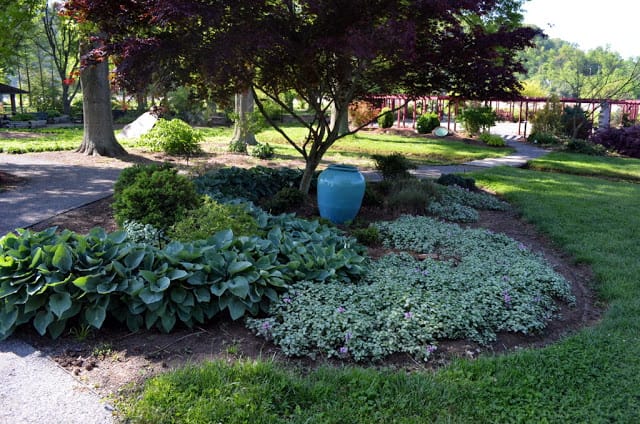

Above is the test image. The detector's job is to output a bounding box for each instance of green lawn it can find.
[2,124,512,167]
[120,155,640,422]
[528,151,640,182]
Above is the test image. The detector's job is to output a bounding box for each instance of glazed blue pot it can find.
[317,164,366,224]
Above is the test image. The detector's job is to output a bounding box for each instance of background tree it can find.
[67,0,539,190]
[0,0,40,72]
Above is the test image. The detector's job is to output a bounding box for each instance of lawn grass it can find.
[0,127,84,153]
[2,124,511,167]
[120,159,640,422]
[528,151,640,182]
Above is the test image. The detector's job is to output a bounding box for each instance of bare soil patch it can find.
[19,189,603,399]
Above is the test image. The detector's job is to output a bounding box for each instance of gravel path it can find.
[0,137,548,424]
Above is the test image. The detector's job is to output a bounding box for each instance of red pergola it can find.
[368,94,640,137]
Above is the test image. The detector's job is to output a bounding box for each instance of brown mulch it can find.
[17,190,603,399]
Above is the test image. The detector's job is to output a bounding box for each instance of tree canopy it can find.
[65,0,540,192]
[0,0,40,73]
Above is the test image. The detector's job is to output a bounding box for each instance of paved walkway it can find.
[0,137,548,423]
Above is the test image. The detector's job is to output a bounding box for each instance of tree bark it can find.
[230,89,257,148]
[330,102,349,136]
[76,53,126,156]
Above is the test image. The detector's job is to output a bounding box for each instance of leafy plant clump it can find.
[528,131,561,145]
[385,178,440,214]
[168,197,261,242]
[458,105,497,136]
[194,166,313,203]
[0,208,367,339]
[112,164,202,230]
[436,173,476,191]
[479,133,506,147]
[564,138,606,156]
[377,107,395,128]
[591,125,640,158]
[371,152,416,180]
[250,142,275,159]
[138,118,203,157]
[248,216,574,362]
[416,112,440,134]
[427,185,509,222]
[260,187,306,214]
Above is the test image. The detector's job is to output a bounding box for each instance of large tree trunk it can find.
[229,89,257,150]
[330,102,349,136]
[76,50,126,156]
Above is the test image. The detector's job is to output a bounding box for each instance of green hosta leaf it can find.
[52,244,73,272]
[29,248,44,269]
[47,319,67,339]
[0,306,18,334]
[125,249,147,269]
[33,311,54,336]
[139,287,164,305]
[85,304,107,329]
[0,281,21,298]
[228,276,250,298]
[23,296,47,314]
[222,296,247,320]
[97,281,118,294]
[170,286,187,304]
[72,275,101,292]
[108,230,127,244]
[150,276,171,293]
[228,260,253,276]
[193,287,211,303]
[210,281,229,297]
[212,229,234,249]
[126,314,143,332]
[167,269,189,281]
[48,292,72,318]
[139,269,157,284]
[160,312,176,333]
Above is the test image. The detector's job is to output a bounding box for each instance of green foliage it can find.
[121,220,167,247]
[362,184,385,207]
[228,138,248,153]
[478,132,506,147]
[250,142,275,159]
[385,178,439,214]
[458,106,497,136]
[561,105,593,140]
[351,226,380,246]
[10,113,35,121]
[377,107,395,128]
[113,164,202,229]
[260,187,305,214]
[0,209,367,339]
[248,216,573,361]
[168,197,260,242]
[564,138,606,156]
[371,152,416,180]
[436,173,476,190]
[530,96,563,136]
[194,166,314,203]
[138,118,203,157]
[427,185,509,223]
[527,131,561,145]
[416,112,440,134]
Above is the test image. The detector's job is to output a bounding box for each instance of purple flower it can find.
[502,275,509,282]
[404,311,414,319]
[517,242,527,251]
[282,297,292,304]
[345,332,352,342]
[337,306,346,313]
[503,290,512,304]
[533,295,542,303]
[261,321,272,330]
[426,345,437,354]
[421,269,429,276]
[339,346,349,354]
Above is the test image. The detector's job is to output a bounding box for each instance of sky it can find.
[522,0,638,59]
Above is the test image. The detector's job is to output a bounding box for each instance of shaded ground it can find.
[19,193,602,400]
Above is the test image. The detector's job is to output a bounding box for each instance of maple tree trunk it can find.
[76,48,126,156]
[230,89,257,147]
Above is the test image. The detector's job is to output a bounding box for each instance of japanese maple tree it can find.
[65,0,540,192]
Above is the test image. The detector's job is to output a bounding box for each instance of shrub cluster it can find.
[371,152,416,180]
[138,118,203,157]
[416,112,440,134]
[377,107,395,129]
[436,174,476,191]
[261,187,306,214]
[478,133,506,147]
[113,164,202,230]
[458,106,497,136]
[564,138,606,156]
[250,142,275,159]
[427,185,509,223]
[527,131,561,145]
[591,125,640,158]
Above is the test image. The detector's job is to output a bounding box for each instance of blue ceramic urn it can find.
[317,164,366,224]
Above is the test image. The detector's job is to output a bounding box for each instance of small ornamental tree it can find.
[64,0,540,193]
